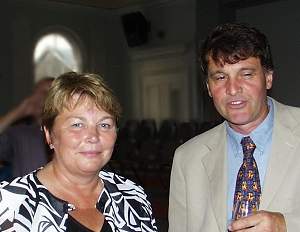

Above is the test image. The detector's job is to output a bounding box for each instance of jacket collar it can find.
[260,98,300,209]
[201,98,300,230]
[202,123,228,232]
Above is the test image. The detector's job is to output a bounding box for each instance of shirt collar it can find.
[226,97,274,157]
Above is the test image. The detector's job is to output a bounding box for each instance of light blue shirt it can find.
[226,98,274,222]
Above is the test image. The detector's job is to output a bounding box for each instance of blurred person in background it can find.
[0,77,54,179]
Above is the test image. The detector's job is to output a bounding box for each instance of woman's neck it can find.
[37,161,103,209]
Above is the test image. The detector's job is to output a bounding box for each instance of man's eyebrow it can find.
[208,70,226,76]
[239,67,256,71]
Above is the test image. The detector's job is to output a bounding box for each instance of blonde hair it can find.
[42,72,122,130]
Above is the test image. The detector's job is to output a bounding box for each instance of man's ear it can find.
[266,71,273,90]
[206,81,212,97]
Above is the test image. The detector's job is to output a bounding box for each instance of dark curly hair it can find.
[200,23,274,75]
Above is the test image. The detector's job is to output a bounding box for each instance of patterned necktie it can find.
[232,136,261,219]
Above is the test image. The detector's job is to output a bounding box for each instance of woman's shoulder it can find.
[0,171,40,224]
[99,171,158,231]
[0,170,70,231]
[0,170,38,190]
[0,170,47,210]
[99,170,152,206]
[99,170,145,193]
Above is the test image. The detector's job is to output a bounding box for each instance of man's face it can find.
[206,56,273,134]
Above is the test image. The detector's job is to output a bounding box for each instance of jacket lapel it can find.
[260,100,299,209]
[202,125,227,232]
[200,99,300,230]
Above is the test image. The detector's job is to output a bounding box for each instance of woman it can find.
[0,72,157,232]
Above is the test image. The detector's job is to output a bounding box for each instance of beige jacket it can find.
[169,99,300,231]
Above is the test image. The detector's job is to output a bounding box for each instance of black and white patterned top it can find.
[0,169,158,232]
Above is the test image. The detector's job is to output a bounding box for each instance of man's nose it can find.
[226,78,242,96]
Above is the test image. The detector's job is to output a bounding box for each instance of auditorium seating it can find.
[105,118,222,231]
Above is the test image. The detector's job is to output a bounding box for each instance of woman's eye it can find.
[99,123,112,130]
[98,119,116,131]
[71,123,83,128]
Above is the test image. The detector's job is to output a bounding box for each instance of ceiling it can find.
[48,0,151,9]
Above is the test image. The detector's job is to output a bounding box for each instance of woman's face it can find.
[45,95,117,176]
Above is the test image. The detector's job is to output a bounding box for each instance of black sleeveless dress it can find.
[66,215,113,232]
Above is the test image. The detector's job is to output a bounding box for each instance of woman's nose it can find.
[86,127,100,143]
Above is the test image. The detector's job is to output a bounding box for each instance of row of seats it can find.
[106,119,222,189]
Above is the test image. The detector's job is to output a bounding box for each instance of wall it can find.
[0,1,13,114]
[106,0,199,123]
[3,0,295,125]
[0,0,110,114]
[196,0,224,122]
[195,0,299,122]
[236,0,300,107]
[103,10,133,122]
[0,0,201,124]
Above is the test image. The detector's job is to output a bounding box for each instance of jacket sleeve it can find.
[168,149,187,232]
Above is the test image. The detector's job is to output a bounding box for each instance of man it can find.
[0,77,54,178]
[169,23,300,231]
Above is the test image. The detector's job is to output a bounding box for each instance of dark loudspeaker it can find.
[122,12,150,47]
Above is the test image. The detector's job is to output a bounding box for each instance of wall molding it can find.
[129,44,188,61]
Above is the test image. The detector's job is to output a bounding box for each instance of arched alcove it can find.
[33,28,83,82]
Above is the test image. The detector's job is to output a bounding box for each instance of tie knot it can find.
[241,136,256,154]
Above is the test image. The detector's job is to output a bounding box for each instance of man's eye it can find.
[242,71,254,78]
[216,75,226,80]
[212,74,226,81]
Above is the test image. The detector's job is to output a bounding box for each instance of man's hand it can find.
[228,210,286,232]
[0,94,41,133]
[16,93,44,120]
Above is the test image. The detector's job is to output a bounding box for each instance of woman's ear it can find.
[43,126,52,147]
[44,126,55,149]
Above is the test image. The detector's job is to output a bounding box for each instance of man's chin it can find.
[227,117,253,127]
